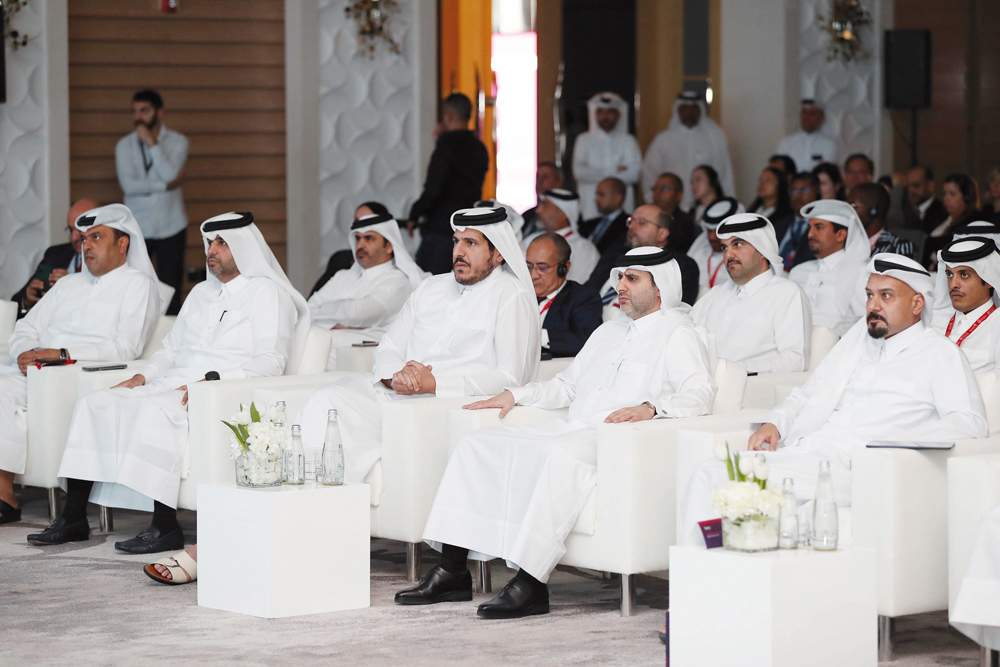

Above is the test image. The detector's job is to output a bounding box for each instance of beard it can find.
[866,313,889,339]
[454,255,498,286]
[134,118,157,131]
[620,289,658,319]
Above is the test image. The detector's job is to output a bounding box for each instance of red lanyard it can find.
[946,304,996,347]
[539,296,556,316]
[707,254,724,288]
[563,230,574,239]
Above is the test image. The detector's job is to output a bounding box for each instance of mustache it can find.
[453,258,470,268]
[866,312,887,324]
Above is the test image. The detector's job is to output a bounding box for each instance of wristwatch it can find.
[642,401,657,417]
[204,371,220,382]
[59,348,69,362]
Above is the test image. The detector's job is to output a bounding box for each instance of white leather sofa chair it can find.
[677,370,1000,659]
[0,300,18,364]
[741,325,839,409]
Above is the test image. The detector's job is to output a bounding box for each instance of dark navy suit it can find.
[541,280,603,358]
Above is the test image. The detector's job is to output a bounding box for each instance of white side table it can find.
[669,546,877,667]
[198,482,370,618]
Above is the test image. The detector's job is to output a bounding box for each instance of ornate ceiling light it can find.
[818,0,872,63]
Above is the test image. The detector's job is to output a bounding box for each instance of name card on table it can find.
[698,518,723,549]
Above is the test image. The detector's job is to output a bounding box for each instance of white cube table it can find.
[669,546,877,666]
[198,482,370,618]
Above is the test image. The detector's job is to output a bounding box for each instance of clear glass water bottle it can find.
[274,401,288,429]
[778,478,798,549]
[283,424,306,485]
[812,460,838,550]
[320,409,344,486]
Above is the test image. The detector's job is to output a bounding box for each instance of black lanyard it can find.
[139,139,153,174]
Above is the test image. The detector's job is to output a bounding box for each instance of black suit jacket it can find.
[542,280,603,358]
[666,207,697,254]
[579,211,629,254]
[584,242,700,306]
[521,206,540,239]
[917,198,949,234]
[11,243,79,318]
[408,130,489,238]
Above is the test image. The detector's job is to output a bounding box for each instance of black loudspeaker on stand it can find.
[884,29,932,166]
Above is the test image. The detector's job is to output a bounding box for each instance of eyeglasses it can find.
[525,262,553,274]
[627,216,656,226]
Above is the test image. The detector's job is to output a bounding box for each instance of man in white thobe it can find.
[789,200,870,336]
[642,91,735,210]
[294,207,540,487]
[520,189,599,284]
[933,236,1000,372]
[30,212,309,552]
[572,92,642,221]
[0,205,161,525]
[691,214,812,373]
[687,197,744,292]
[678,254,989,546]
[307,212,428,370]
[775,99,838,173]
[931,221,1000,322]
[397,246,717,618]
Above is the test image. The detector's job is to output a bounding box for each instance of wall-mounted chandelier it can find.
[345,0,401,58]
[818,0,871,63]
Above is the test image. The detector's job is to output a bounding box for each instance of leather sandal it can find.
[143,550,197,586]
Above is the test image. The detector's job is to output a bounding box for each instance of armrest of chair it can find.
[741,371,809,409]
[852,435,1000,617]
[535,358,574,382]
[336,345,376,373]
[948,454,1000,613]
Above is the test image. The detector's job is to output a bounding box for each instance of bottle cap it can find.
[276,400,286,407]
[291,424,301,435]
[327,409,338,418]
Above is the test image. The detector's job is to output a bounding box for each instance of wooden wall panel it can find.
[67,0,286,299]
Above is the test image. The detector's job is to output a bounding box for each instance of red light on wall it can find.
[161,0,178,13]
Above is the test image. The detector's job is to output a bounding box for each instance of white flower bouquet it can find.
[711,442,782,552]
[222,402,290,488]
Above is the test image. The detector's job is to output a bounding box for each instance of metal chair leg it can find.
[878,615,893,662]
[477,560,492,594]
[406,542,422,582]
[620,573,636,617]
[982,646,1000,667]
[47,488,59,522]
[98,506,114,533]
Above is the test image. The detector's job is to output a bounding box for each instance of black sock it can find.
[515,568,546,591]
[62,479,94,523]
[150,501,180,534]
[439,543,469,574]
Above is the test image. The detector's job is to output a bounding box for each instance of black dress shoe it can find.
[0,500,21,525]
[395,565,473,605]
[114,526,185,554]
[477,575,549,619]
[27,517,90,545]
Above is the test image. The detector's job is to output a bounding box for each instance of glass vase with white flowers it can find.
[711,442,782,552]
[222,402,291,488]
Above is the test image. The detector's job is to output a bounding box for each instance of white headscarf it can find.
[867,253,936,325]
[800,199,870,305]
[450,207,533,292]
[939,237,1000,309]
[540,189,581,233]
[75,203,165,315]
[587,92,629,136]
[350,213,428,289]
[668,92,726,141]
[716,213,784,275]
[701,197,745,231]
[200,212,311,374]
[609,246,684,311]
[933,222,1000,314]
[476,199,525,239]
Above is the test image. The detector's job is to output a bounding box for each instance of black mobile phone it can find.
[351,341,379,347]
[33,358,76,367]
[33,263,54,292]
[82,364,129,372]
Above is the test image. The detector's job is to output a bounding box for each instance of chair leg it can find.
[878,615,893,662]
[406,542,422,583]
[98,506,114,533]
[983,646,1000,667]
[476,560,492,594]
[620,573,636,617]
[47,488,59,522]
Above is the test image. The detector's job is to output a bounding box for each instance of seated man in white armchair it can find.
[294,207,540,484]
[0,204,162,526]
[29,212,310,553]
[691,213,812,373]
[678,253,989,545]
[395,247,717,619]
[307,211,428,369]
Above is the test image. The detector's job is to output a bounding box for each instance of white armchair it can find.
[0,300,18,364]
[741,326,839,409]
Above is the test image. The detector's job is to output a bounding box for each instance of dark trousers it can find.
[145,228,187,315]
[416,234,455,275]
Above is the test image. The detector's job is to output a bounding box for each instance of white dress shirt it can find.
[936,300,1000,372]
[789,249,862,336]
[307,260,412,334]
[7,264,159,364]
[538,280,567,350]
[509,309,717,424]
[140,274,297,385]
[691,270,812,373]
[115,125,189,240]
[572,130,643,220]
[521,227,599,285]
[372,269,540,397]
[775,130,837,172]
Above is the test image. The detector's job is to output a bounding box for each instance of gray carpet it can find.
[0,488,984,666]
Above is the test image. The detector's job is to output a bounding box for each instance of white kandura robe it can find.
[295,268,540,484]
[789,249,866,336]
[58,274,297,509]
[0,265,159,475]
[307,260,414,370]
[775,130,837,173]
[687,231,730,290]
[935,300,1000,372]
[572,129,642,221]
[642,119,735,210]
[423,308,717,582]
[691,270,812,373]
[677,320,989,546]
[952,504,1000,651]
